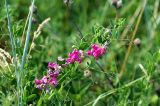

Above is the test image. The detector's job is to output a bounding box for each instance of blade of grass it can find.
[5,0,19,104]
[21,12,30,44]
[100,0,109,24]
[121,0,135,16]
[150,0,159,39]
[84,76,146,106]
[139,64,148,76]
[19,0,35,105]
[144,0,159,52]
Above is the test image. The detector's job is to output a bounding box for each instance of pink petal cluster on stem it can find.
[48,62,61,71]
[35,76,48,89]
[87,44,106,59]
[66,49,84,64]
[35,62,61,90]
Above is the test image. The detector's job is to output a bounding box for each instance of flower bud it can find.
[84,70,92,77]
[116,0,123,9]
[133,38,141,47]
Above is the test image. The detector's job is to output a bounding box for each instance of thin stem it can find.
[119,0,147,79]
[72,22,84,40]
[96,61,115,88]
[120,4,141,39]
[20,0,34,78]
[21,11,30,44]
[5,0,19,104]
[150,0,159,39]
[66,3,86,42]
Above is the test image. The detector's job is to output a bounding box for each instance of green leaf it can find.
[26,94,37,102]
[37,98,43,106]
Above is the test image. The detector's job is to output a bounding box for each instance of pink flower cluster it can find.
[87,44,106,59]
[35,44,106,90]
[66,49,84,64]
[34,62,61,90]
[34,76,49,89]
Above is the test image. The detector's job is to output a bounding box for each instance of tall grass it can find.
[5,0,19,104]
[19,0,35,105]
[5,0,35,105]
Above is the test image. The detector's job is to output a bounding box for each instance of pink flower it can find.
[48,70,59,78]
[34,76,49,89]
[34,75,58,89]
[87,44,106,59]
[34,79,42,85]
[66,49,84,64]
[48,77,58,87]
[47,62,61,79]
[48,62,61,71]
[34,79,42,89]
[41,76,48,84]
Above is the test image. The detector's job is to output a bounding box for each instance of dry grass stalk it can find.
[34,17,51,38]
[28,17,51,57]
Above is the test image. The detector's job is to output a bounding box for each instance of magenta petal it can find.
[87,44,106,59]
[49,77,58,86]
[36,85,41,89]
[41,76,48,84]
[35,79,41,85]
[48,62,61,71]
[101,48,106,54]
[49,71,59,78]
[87,50,92,55]
[66,49,84,64]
